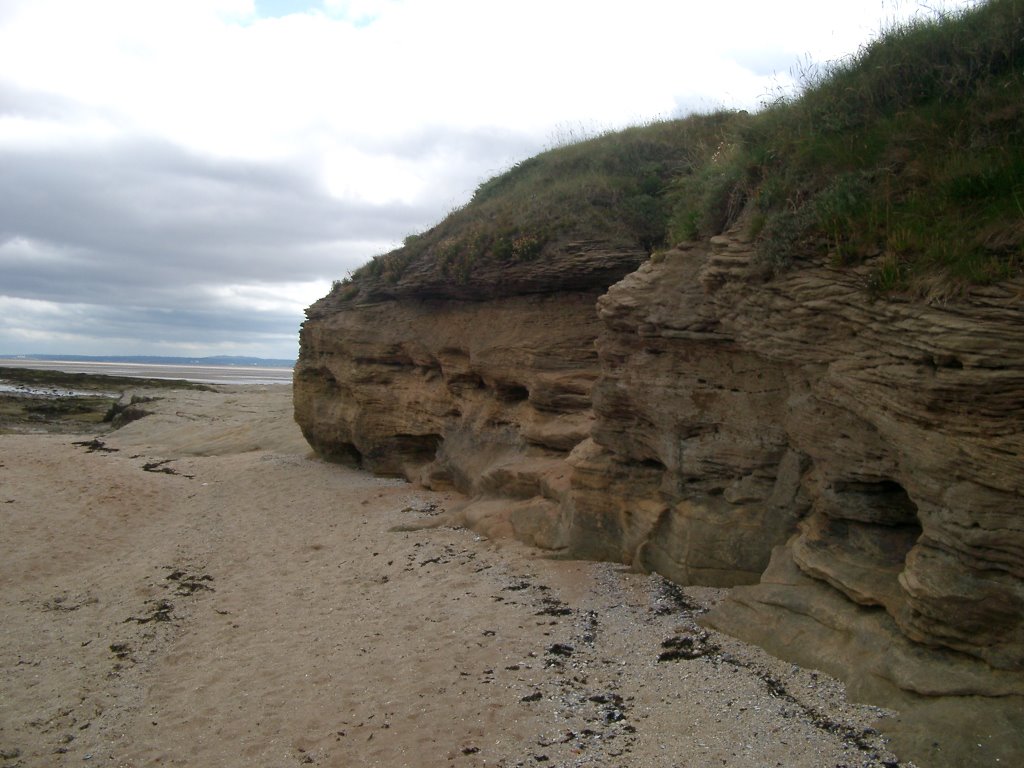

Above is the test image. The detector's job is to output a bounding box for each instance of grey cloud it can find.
[0,299,299,356]
[352,125,543,198]
[0,129,541,310]
[0,80,95,121]
[370,124,539,166]
[0,82,544,356]
[0,139,433,295]
[728,47,802,79]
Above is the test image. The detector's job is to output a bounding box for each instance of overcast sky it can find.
[0,0,978,360]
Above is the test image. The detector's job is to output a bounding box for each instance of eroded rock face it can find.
[295,241,649,548]
[295,227,1024,757]
[565,231,1022,667]
[296,293,602,475]
[571,232,1022,761]
[565,247,807,587]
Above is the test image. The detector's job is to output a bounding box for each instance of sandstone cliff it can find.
[295,240,646,549]
[592,232,1024,672]
[295,221,1024,765]
[295,6,1024,761]
[584,228,1024,765]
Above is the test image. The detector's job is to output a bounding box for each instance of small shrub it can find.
[868,254,909,295]
[511,233,545,261]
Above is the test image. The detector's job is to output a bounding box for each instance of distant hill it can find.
[4,354,295,368]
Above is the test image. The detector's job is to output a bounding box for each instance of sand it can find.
[0,385,909,767]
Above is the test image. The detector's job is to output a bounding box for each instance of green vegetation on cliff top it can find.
[344,0,1023,297]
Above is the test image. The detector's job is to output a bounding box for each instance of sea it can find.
[0,358,294,386]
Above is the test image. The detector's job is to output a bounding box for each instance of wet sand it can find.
[0,385,908,767]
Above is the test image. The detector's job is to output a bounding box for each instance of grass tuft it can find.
[713,0,1024,291]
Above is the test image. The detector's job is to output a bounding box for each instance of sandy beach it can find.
[0,385,909,767]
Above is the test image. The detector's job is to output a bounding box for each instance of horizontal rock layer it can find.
[297,240,648,548]
[295,289,608,550]
[587,233,1024,666]
[308,240,649,310]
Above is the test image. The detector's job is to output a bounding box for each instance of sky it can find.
[0,0,980,360]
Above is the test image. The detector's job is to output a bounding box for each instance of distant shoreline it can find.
[0,353,295,367]
[0,358,293,385]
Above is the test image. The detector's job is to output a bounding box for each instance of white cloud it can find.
[0,1,981,162]
[204,280,334,314]
[322,146,428,204]
[323,0,401,24]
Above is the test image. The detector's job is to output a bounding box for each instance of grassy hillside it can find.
[344,0,1023,297]
[343,113,739,289]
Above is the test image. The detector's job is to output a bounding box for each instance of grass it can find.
[710,0,1024,294]
[342,113,742,288]
[338,0,1023,299]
